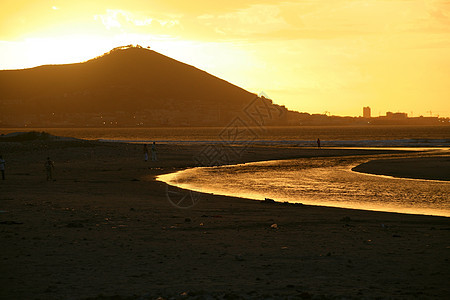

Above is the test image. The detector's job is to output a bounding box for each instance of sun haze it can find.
[1,0,449,117]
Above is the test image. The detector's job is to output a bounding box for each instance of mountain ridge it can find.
[1,45,294,127]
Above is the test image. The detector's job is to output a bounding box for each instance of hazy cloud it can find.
[94,9,180,32]
[197,4,290,37]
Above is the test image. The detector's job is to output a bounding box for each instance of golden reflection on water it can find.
[157,155,450,217]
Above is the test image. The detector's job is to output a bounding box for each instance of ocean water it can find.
[1,125,449,147]
[159,154,450,217]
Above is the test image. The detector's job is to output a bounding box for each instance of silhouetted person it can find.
[151,142,157,161]
[45,157,55,181]
[0,155,5,180]
[317,138,321,149]
[143,144,149,162]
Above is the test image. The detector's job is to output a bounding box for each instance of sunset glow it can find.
[1,0,449,117]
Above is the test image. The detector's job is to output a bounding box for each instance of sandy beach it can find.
[1,139,449,299]
[353,155,450,181]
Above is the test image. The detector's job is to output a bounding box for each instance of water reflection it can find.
[158,155,450,217]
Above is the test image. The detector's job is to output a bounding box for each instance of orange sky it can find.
[1,0,449,117]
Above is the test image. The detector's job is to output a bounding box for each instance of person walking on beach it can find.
[317,138,321,149]
[151,142,157,161]
[143,144,149,162]
[45,157,55,181]
[0,155,5,180]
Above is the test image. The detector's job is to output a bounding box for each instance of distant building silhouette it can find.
[363,106,371,118]
[386,112,408,119]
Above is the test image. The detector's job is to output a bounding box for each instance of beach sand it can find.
[353,155,450,181]
[0,140,449,299]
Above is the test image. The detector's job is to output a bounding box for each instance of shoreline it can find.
[1,140,449,299]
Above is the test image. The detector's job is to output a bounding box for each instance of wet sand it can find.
[353,155,450,181]
[0,140,449,299]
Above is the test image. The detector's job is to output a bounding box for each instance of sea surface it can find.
[1,125,449,147]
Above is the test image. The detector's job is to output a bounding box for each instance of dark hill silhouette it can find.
[0,45,291,127]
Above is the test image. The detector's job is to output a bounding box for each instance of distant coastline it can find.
[1,114,448,128]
